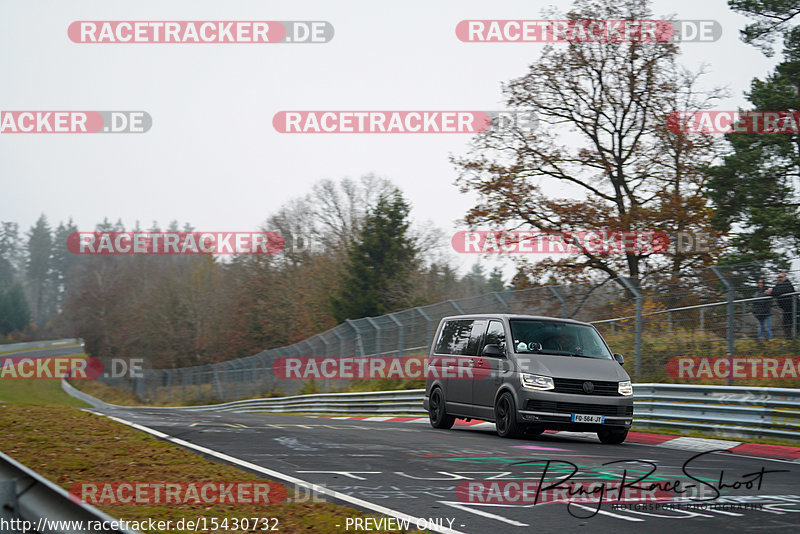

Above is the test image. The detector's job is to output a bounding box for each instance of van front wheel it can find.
[597,428,628,444]
[495,392,522,438]
[429,388,455,429]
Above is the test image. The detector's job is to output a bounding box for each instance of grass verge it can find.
[0,374,86,407]
[0,367,423,532]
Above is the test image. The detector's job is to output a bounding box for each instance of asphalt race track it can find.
[89,406,800,534]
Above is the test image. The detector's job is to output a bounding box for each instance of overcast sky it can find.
[0,0,780,275]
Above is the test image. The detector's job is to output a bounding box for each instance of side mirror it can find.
[613,353,624,365]
[482,344,502,357]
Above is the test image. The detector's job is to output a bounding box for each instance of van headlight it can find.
[618,381,633,396]
[520,374,554,390]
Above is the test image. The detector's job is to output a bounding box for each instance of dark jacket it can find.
[752,289,772,318]
[771,279,797,312]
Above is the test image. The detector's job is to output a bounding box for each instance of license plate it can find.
[571,413,604,424]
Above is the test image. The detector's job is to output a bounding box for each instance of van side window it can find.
[484,321,506,353]
[465,320,487,356]
[434,320,474,355]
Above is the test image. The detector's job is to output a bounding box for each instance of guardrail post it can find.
[416,307,434,348]
[320,336,331,358]
[548,286,568,318]
[618,277,642,381]
[210,364,222,401]
[365,317,381,357]
[318,337,331,392]
[493,291,511,313]
[256,352,269,395]
[332,328,345,358]
[700,307,705,332]
[346,319,366,357]
[388,313,404,356]
[449,299,464,313]
[793,293,798,339]
[711,266,735,385]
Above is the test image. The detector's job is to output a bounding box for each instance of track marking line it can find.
[437,501,528,526]
[84,410,466,534]
[567,503,646,521]
[656,437,742,451]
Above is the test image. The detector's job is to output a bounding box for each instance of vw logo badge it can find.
[582,381,595,394]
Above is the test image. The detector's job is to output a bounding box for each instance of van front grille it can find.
[552,378,621,396]
[525,400,633,417]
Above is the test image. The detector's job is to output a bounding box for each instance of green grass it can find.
[0,358,88,407]
[0,355,425,533]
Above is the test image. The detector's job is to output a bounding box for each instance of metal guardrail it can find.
[0,338,82,355]
[0,451,141,534]
[63,380,428,415]
[64,380,800,441]
[155,389,429,415]
[62,379,111,410]
[634,383,800,440]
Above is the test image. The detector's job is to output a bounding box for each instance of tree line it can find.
[3,0,798,366]
[0,176,505,368]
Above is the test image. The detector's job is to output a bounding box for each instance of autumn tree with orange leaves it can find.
[454,0,725,289]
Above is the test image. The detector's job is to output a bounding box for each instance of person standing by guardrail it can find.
[766,273,797,339]
[753,279,773,341]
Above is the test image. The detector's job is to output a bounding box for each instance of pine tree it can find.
[488,267,505,292]
[0,282,30,334]
[331,191,418,321]
[26,215,54,325]
[704,28,800,264]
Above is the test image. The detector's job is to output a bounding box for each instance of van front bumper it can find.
[516,390,633,430]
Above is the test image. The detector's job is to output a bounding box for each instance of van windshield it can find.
[509,319,613,359]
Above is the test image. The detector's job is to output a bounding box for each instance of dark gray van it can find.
[423,314,633,443]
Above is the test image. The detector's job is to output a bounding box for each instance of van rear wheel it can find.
[429,388,455,429]
[495,392,523,438]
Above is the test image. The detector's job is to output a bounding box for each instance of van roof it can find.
[438,314,593,326]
